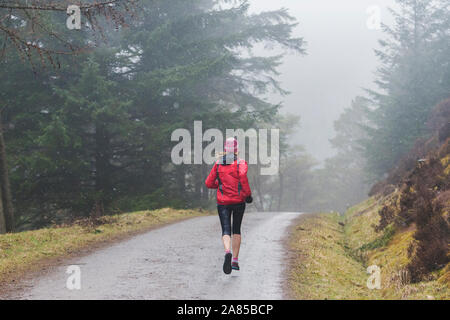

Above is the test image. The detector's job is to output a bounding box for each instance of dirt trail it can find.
[4,211,301,300]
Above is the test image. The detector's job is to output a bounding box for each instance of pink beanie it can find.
[224,137,238,153]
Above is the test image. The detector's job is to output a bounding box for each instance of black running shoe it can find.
[223,253,232,274]
[232,261,240,271]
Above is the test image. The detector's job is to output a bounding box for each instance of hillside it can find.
[288,196,449,299]
[288,102,450,299]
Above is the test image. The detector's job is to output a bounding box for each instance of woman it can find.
[205,137,253,274]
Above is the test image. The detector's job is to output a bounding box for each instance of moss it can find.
[359,224,396,251]
[438,263,450,285]
[441,154,450,167]
[343,197,381,251]
[444,164,450,176]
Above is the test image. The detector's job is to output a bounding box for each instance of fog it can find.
[4,0,447,227]
[249,0,396,162]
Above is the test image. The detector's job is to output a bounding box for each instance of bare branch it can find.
[0,0,138,68]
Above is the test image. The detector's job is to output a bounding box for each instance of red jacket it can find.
[205,159,252,205]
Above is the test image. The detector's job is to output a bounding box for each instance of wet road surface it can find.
[6,211,301,300]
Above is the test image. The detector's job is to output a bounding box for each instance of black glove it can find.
[245,196,253,204]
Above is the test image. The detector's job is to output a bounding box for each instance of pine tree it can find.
[364,0,450,177]
[1,0,305,228]
[114,0,305,208]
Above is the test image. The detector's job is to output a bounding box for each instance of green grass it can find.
[0,208,209,284]
[289,199,450,300]
[288,213,382,300]
[359,224,396,251]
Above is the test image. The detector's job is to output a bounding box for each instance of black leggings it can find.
[217,203,246,236]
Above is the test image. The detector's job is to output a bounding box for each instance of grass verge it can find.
[288,201,449,299]
[288,213,381,299]
[0,208,209,285]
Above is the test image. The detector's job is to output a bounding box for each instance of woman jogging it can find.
[205,137,253,274]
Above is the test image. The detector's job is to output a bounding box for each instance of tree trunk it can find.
[277,172,284,212]
[93,122,112,217]
[0,114,14,232]
[175,165,186,194]
[200,164,208,203]
[251,174,265,212]
[193,165,202,205]
[0,185,6,234]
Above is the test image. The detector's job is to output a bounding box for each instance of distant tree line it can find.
[261,0,449,213]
